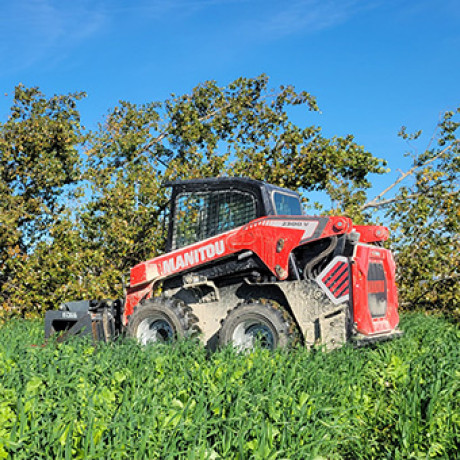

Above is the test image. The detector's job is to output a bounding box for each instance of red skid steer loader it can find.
[45,178,402,350]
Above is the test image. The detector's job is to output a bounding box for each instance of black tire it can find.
[127,298,199,345]
[218,302,295,351]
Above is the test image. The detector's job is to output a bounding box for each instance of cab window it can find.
[273,191,303,216]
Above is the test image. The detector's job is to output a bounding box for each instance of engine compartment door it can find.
[351,244,400,335]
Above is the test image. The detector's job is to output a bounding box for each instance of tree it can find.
[0,85,85,316]
[81,75,386,282]
[362,108,460,320]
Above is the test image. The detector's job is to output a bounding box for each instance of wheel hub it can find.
[137,318,174,345]
[232,321,275,350]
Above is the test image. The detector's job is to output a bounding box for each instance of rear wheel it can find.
[218,302,295,351]
[127,298,199,345]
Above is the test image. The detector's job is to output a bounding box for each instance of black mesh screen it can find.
[173,190,256,249]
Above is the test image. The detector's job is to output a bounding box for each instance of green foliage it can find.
[0,85,85,250]
[0,86,85,317]
[367,108,459,320]
[1,217,123,318]
[0,314,458,458]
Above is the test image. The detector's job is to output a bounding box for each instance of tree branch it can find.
[361,144,453,211]
[361,190,459,210]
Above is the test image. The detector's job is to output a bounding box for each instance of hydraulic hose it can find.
[303,236,338,280]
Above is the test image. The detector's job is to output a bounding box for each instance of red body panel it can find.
[123,215,353,324]
[353,225,389,243]
[351,244,399,335]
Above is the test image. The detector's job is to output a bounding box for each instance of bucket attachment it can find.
[44,299,123,342]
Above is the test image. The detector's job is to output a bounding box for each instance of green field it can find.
[0,314,458,459]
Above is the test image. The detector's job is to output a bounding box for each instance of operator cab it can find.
[164,177,303,251]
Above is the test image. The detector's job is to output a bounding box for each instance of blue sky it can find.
[1,0,459,200]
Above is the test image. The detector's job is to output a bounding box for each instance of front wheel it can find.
[127,298,199,345]
[218,302,295,351]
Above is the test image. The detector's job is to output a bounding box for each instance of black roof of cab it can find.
[164,177,301,214]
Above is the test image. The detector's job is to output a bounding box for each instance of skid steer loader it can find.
[45,177,402,350]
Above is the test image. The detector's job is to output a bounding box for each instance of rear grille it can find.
[315,256,350,304]
[367,262,387,318]
[322,260,349,299]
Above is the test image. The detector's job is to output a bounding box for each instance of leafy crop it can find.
[0,314,458,459]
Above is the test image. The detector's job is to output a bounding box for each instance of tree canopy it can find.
[0,76,458,320]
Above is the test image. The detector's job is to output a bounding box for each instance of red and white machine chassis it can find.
[124,215,400,340]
